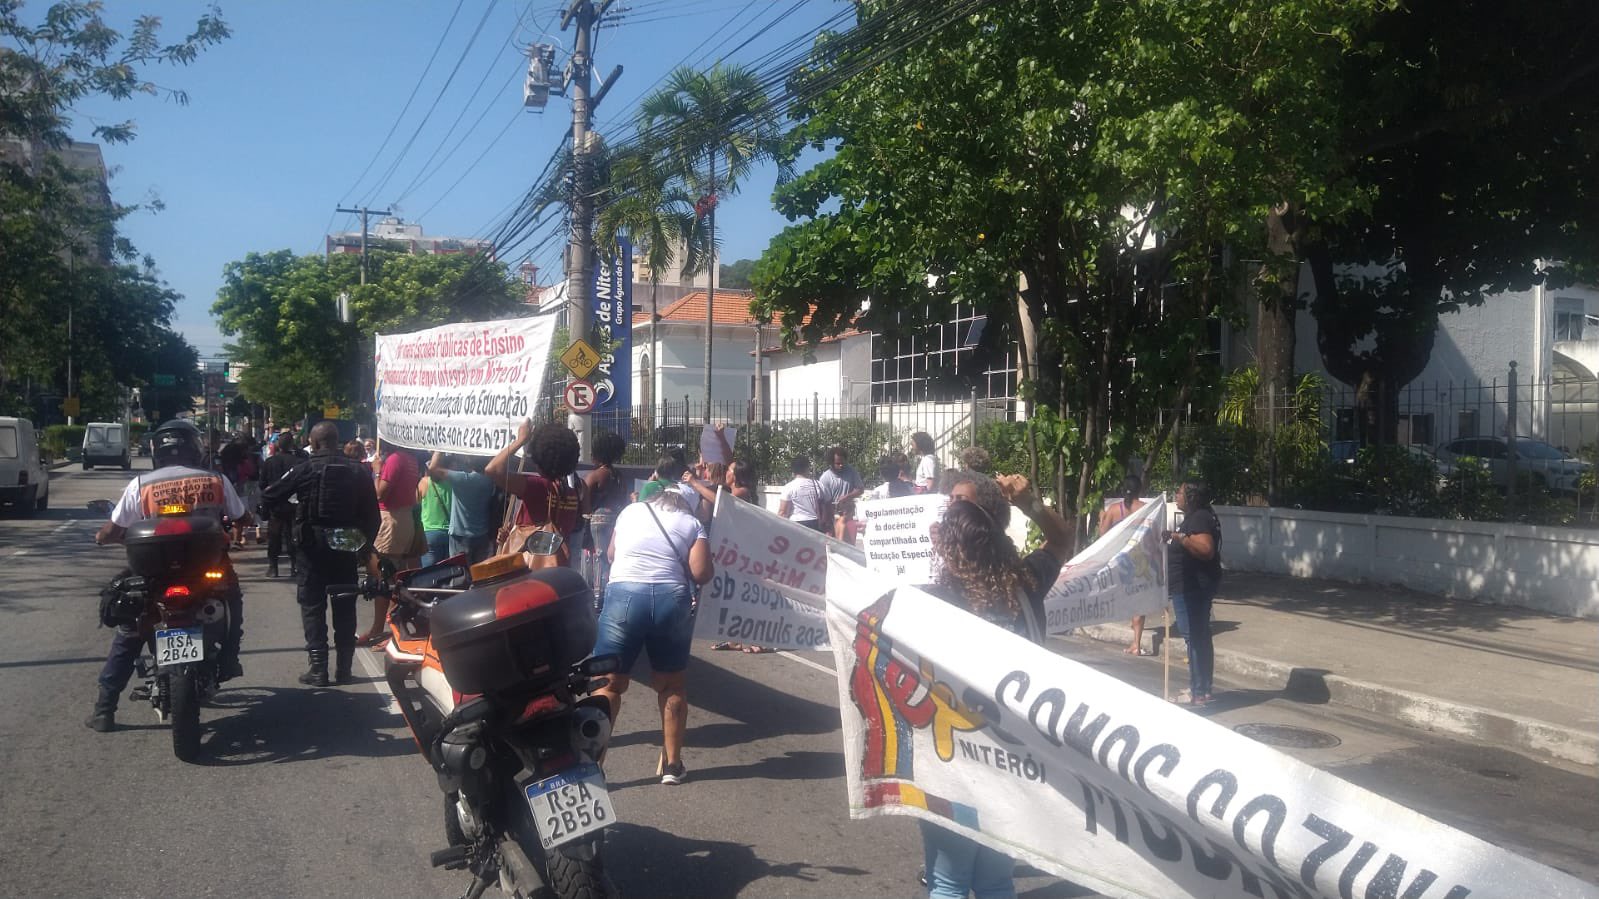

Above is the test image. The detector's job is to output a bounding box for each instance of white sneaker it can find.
[660,761,688,785]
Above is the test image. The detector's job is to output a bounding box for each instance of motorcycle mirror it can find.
[580,654,619,677]
[86,499,115,516]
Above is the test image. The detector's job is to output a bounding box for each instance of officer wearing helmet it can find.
[87,420,251,733]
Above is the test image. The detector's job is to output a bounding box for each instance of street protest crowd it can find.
[87,412,1597,899]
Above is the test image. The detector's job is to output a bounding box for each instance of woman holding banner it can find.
[921,472,1071,898]
[1163,480,1223,706]
[592,489,714,786]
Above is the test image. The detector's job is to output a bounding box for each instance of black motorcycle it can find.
[102,506,239,762]
[330,553,619,899]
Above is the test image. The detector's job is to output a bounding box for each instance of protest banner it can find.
[860,494,947,584]
[1042,495,1168,633]
[374,314,558,455]
[695,492,864,651]
[825,554,1598,899]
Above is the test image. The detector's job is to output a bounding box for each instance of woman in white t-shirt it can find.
[911,431,940,493]
[592,490,713,785]
[777,455,827,532]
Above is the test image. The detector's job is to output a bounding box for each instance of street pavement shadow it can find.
[605,822,869,898]
[198,684,415,766]
[609,654,838,755]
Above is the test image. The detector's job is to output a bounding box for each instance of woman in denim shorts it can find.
[591,490,713,785]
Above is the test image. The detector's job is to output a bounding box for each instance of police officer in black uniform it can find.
[261,421,379,687]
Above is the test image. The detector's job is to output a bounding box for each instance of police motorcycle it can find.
[92,498,241,763]
[329,535,619,899]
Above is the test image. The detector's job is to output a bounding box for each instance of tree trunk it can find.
[702,152,716,424]
[1257,203,1301,433]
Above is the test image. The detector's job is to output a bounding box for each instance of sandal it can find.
[742,645,772,654]
[711,641,739,651]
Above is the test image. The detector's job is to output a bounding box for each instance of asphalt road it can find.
[0,463,1594,898]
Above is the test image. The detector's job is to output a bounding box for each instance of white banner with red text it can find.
[1042,495,1168,633]
[825,553,1597,899]
[374,313,558,455]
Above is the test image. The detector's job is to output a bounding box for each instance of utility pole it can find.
[334,205,392,285]
[559,0,621,461]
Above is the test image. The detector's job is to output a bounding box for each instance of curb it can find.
[1073,622,1598,768]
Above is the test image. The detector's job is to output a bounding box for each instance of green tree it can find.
[718,258,756,290]
[1301,0,1599,442]
[638,63,784,420]
[753,0,1381,540]
[0,1,228,415]
[211,249,524,424]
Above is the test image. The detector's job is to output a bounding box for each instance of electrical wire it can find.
[337,0,469,205]
[358,0,505,208]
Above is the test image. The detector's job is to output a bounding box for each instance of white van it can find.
[0,417,49,515]
[82,421,131,470]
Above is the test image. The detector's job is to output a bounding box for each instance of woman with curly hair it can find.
[921,472,1071,898]
[486,419,586,558]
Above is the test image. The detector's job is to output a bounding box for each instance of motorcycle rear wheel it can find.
[169,669,202,762]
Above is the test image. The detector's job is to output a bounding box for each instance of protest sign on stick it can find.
[824,553,1599,899]
[860,494,947,584]
[374,313,558,455]
[1041,495,1167,633]
[698,424,737,464]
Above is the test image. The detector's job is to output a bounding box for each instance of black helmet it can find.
[150,419,206,470]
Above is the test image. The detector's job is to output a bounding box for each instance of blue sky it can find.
[67,1,844,357]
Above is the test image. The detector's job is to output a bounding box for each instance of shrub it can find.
[42,424,86,461]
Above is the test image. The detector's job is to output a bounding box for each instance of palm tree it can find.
[638,63,783,423]
[593,146,708,423]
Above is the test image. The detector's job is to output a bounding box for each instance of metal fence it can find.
[1170,365,1598,524]
[543,394,1019,485]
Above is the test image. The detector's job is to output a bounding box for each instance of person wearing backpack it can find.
[260,421,381,687]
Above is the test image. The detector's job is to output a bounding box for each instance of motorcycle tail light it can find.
[514,694,564,725]
[162,585,197,609]
[164,585,190,599]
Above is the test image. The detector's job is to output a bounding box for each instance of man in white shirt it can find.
[778,455,826,532]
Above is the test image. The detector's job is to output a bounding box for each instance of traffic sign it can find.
[563,379,596,414]
[62,396,80,417]
[559,338,601,379]
[153,373,175,387]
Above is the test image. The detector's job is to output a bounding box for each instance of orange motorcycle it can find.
[333,549,618,899]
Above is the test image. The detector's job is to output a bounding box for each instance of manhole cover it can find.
[1233,723,1342,750]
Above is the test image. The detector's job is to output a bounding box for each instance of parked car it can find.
[82,421,131,470]
[1435,436,1591,495]
[0,417,49,515]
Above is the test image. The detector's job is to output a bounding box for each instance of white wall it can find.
[765,333,873,410]
[631,321,758,410]
[1215,505,1599,619]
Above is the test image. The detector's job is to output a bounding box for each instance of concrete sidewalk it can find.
[1074,571,1599,767]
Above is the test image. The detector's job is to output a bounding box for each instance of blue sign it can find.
[590,240,632,434]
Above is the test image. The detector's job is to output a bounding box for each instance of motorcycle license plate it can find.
[154,627,205,667]
[525,764,615,849]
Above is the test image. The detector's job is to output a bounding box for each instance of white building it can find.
[631,289,761,417]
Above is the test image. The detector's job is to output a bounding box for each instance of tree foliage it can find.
[211,249,524,422]
[0,1,229,421]
[752,0,1381,537]
[1303,0,1599,440]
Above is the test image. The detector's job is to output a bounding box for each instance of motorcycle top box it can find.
[124,514,228,578]
[430,561,596,696]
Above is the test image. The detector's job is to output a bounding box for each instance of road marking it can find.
[10,549,30,557]
[777,650,835,676]
[356,643,402,715]
[52,521,75,533]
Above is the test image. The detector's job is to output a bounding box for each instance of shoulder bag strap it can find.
[644,503,694,585]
